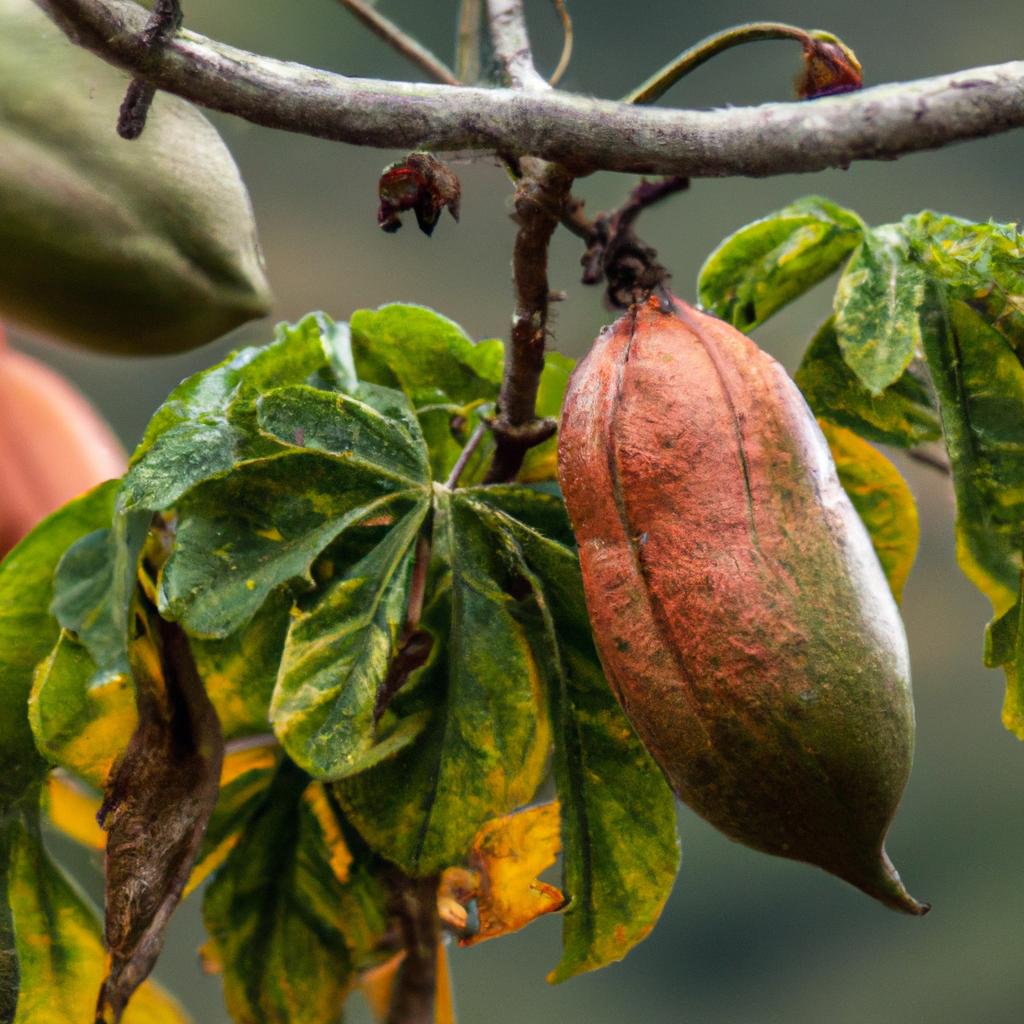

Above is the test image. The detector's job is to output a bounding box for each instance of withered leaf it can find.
[95,607,224,1024]
[457,802,565,947]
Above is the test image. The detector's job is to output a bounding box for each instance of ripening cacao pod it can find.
[0,327,125,555]
[558,296,925,914]
[0,0,272,355]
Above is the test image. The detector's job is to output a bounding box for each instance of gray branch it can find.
[36,0,1024,178]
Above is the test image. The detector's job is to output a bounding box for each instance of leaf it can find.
[350,304,498,408]
[794,318,941,448]
[0,482,119,800]
[456,490,680,982]
[159,380,431,638]
[919,287,1024,615]
[818,421,920,603]
[698,196,865,330]
[5,809,188,1024]
[51,529,126,681]
[905,212,1024,355]
[190,588,295,740]
[121,314,345,515]
[460,801,565,946]
[833,225,927,393]
[202,762,389,1024]
[0,482,118,1019]
[334,492,552,875]
[272,499,431,779]
[96,610,224,1024]
[42,773,105,852]
[185,745,281,898]
[983,594,1024,739]
[29,632,136,788]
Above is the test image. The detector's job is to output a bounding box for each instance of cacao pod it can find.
[0,326,125,555]
[558,296,925,914]
[0,0,272,355]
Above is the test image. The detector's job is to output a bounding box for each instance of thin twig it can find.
[455,0,483,83]
[624,21,818,105]
[548,0,572,86]
[36,2,1024,179]
[445,420,489,488]
[906,448,952,476]
[335,0,459,86]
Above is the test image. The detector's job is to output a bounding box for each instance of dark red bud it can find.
[377,152,461,237]
[796,33,863,99]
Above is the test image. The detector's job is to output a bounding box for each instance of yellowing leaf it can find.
[7,813,189,1024]
[42,772,103,851]
[462,802,564,946]
[819,421,920,602]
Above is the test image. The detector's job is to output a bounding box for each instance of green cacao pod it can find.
[558,296,926,914]
[0,0,272,354]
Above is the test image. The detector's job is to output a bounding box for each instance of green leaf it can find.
[818,422,920,603]
[983,590,1024,740]
[350,304,498,406]
[159,456,419,639]
[202,762,387,1024]
[833,225,926,393]
[272,499,431,778]
[50,528,125,681]
[698,196,865,330]
[0,482,119,798]
[920,286,1024,615]
[795,318,941,448]
[521,351,576,483]
[120,314,342,516]
[459,490,680,982]
[334,491,551,875]
[4,805,188,1024]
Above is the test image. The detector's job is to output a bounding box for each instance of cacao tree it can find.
[2,1,1023,1022]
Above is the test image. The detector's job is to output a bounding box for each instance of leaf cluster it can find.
[0,305,678,1022]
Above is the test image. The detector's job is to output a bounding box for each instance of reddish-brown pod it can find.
[0,326,126,555]
[558,296,926,914]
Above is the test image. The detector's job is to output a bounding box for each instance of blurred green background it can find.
[14,0,1024,1021]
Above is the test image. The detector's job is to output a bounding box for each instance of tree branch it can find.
[35,0,1024,178]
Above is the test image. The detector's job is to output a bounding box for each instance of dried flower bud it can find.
[378,152,461,237]
[797,31,863,99]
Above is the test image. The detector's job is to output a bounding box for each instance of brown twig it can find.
[386,873,441,1024]
[335,0,459,86]
[482,2,574,483]
[115,0,182,139]
[445,419,489,489]
[906,447,952,476]
[566,176,689,308]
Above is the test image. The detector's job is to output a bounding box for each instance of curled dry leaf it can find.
[437,801,565,947]
[0,328,125,556]
[95,607,224,1024]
